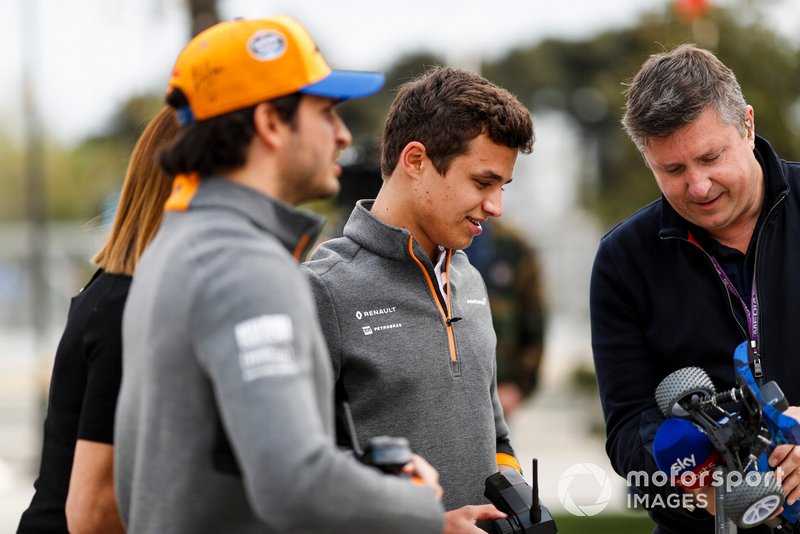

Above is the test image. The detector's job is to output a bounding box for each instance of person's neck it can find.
[225,160,294,205]
[372,181,436,260]
[708,173,765,254]
[710,227,756,254]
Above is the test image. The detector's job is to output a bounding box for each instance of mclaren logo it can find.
[355,306,397,320]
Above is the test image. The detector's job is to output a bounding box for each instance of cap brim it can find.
[300,70,385,100]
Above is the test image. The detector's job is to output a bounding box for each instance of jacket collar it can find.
[343,200,438,267]
[190,176,324,260]
[658,135,790,239]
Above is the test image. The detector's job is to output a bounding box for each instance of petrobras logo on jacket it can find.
[355,305,397,320]
[352,304,403,336]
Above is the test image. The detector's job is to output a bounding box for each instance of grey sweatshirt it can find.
[115,179,444,534]
[303,200,517,511]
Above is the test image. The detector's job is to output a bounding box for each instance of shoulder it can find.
[599,198,663,250]
[77,270,132,314]
[303,236,362,279]
[450,249,484,283]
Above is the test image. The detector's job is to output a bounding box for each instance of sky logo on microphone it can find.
[671,454,696,473]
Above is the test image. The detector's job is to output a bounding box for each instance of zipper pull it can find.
[753,358,763,378]
[445,316,462,326]
[751,340,763,378]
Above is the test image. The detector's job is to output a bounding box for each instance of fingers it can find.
[443,505,506,534]
[781,466,800,505]
[770,444,800,505]
[404,454,443,500]
[781,406,800,423]
[464,504,506,521]
[769,444,795,468]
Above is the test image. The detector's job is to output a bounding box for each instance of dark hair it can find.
[380,66,534,177]
[159,91,303,176]
[622,44,748,151]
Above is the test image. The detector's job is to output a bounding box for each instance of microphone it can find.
[653,418,721,489]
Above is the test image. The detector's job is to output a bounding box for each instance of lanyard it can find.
[707,254,762,376]
[688,231,763,377]
[707,255,759,342]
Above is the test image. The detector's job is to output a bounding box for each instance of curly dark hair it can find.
[380,66,534,177]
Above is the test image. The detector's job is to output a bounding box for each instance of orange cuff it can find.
[496,452,522,472]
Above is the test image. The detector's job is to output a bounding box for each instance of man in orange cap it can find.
[114,17,461,534]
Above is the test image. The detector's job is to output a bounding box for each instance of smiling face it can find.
[410,133,518,258]
[642,106,764,248]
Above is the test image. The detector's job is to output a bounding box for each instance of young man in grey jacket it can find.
[303,66,535,533]
[114,17,459,534]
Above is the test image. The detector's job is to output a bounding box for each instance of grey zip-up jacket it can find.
[115,178,444,534]
[303,200,518,511]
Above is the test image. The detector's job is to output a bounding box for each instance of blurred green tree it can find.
[484,1,800,227]
[4,0,798,226]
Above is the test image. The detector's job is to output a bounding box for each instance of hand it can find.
[401,453,443,500]
[770,444,800,506]
[770,406,800,505]
[443,504,506,534]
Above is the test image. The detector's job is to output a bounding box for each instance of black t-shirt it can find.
[18,269,131,533]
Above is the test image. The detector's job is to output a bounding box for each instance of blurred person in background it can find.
[17,106,178,534]
[464,219,546,418]
[114,17,449,534]
[303,66,534,533]
[591,44,800,533]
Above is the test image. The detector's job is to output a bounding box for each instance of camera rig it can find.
[484,458,557,534]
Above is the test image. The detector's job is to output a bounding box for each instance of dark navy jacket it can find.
[591,136,800,533]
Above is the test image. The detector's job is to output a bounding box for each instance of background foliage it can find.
[3,1,799,231]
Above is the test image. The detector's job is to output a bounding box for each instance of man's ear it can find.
[744,105,755,140]
[399,141,427,178]
[253,102,285,149]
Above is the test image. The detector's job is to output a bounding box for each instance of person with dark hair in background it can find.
[17,107,179,534]
[303,66,534,533]
[113,17,451,534]
[591,44,800,533]
[464,219,546,418]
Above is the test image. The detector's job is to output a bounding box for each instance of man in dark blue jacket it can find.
[591,44,800,533]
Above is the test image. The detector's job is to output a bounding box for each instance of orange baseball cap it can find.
[167,16,385,124]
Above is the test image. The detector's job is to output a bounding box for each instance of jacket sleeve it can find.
[484,280,520,471]
[493,377,520,471]
[191,250,444,534]
[302,265,343,381]
[590,239,690,505]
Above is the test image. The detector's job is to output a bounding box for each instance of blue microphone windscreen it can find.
[653,418,716,474]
